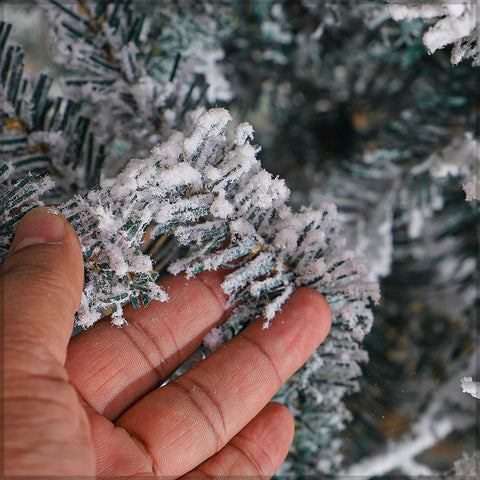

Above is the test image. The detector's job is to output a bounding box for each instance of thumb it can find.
[1,206,84,371]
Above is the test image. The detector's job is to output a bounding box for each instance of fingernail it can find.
[10,207,67,254]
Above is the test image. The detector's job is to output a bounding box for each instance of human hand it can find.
[2,207,331,478]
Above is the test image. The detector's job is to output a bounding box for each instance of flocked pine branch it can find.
[231,5,477,472]
[41,0,234,103]
[38,0,235,172]
[449,452,480,479]
[218,1,477,284]
[461,376,480,399]
[0,163,54,258]
[63,108,379,331]
[0,21,105,196]
[388,0,479,66]
[0,12,382,473]
[0,107,380,474]
[341,349,479,478]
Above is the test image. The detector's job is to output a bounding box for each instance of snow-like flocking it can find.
[0,107,380,473]
[388,1,479,66]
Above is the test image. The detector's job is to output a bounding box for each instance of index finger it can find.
[66,270,229,419]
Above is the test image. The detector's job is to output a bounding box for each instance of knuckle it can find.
[122,320,173,382]
[2,257,81,315]
[241,333,283,387]
[173,376,228,451]
[229,439,273,477]
[190,272,228,318]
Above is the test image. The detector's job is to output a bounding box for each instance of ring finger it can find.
[181,402,294,479]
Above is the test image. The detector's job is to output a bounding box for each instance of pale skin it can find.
[1,207,331,478]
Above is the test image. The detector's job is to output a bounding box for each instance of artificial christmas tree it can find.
[1,1,478,477]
